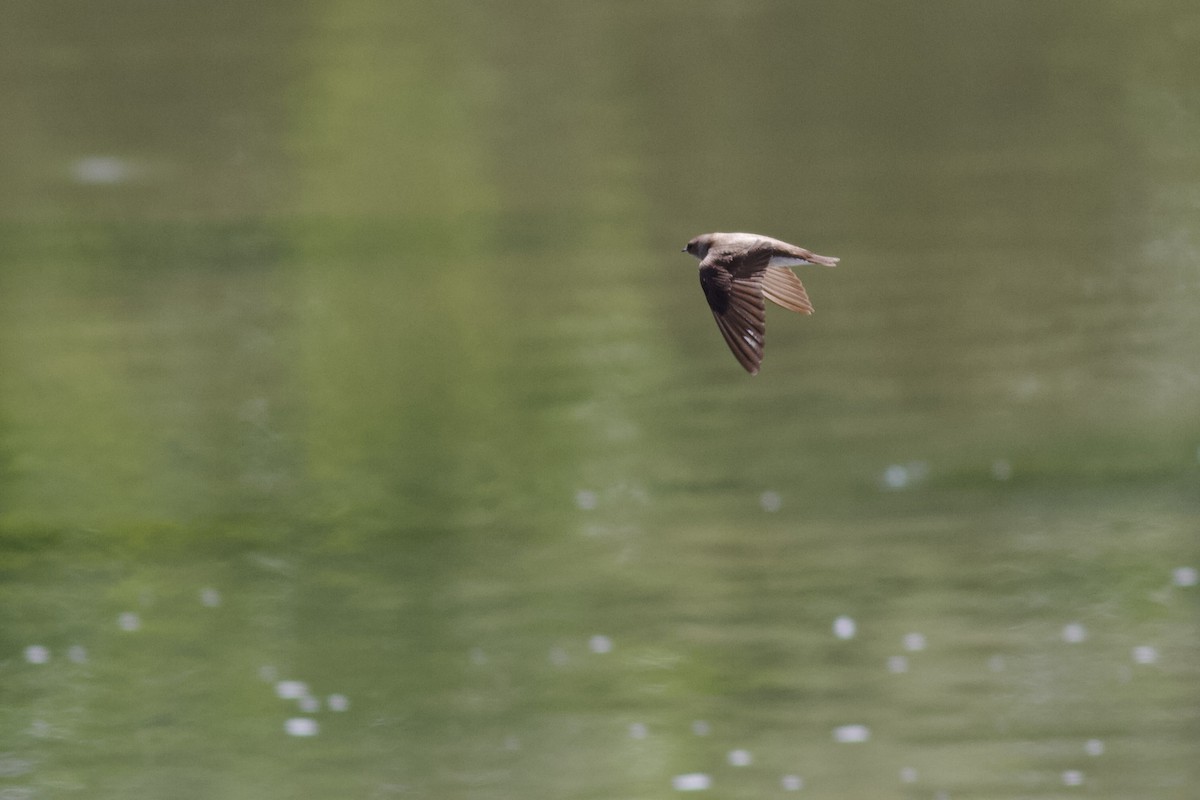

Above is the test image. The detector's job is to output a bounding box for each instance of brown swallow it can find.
[682,232,839,374]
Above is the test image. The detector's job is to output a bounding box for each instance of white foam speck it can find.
[589,635,613,654]
[327,694,350,712]
[118,612,141,632]
[1084,739,1104,756]
[1132,645,1159,665]
[727,749,752,766]
[833,615,857,640]
[691,720,710,736]
[575,490,598,510]
[629,722,648,739]
[991,459,1013,480]
[200,588,222,607]
[900,767,918,783]
[671,773,711,791]
[903,632,926,651]
[23,645,50,665]
[1173,566,1197,587]
[67,645,88,664]
[1062,770,1083,786]
[881,461,930,490]
[1062,622,1087,643]
[887,655,909,674]
[284,718,319,737]
[275,680,309,700]
[882,464,909,489]
[781,774,804,791]
[833,724,870,743]
[72,156,129,185]
[759,490,782,512]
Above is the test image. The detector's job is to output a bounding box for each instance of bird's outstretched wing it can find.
[699,259,767,374]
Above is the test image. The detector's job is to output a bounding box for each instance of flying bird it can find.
[682,232,839,374]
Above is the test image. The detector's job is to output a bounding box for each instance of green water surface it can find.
[2,3,1198,798]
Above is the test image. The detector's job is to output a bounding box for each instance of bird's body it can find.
[682,232,839,374]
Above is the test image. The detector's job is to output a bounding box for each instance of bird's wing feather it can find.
[699,261,766,374]
[725,245,774,279]
[761,266,814,314]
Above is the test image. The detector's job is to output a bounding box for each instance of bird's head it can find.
[682,234,713,260]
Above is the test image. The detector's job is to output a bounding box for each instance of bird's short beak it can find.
[681,247,687,252]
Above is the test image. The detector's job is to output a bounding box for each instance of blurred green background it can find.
[1,2,1198,798]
